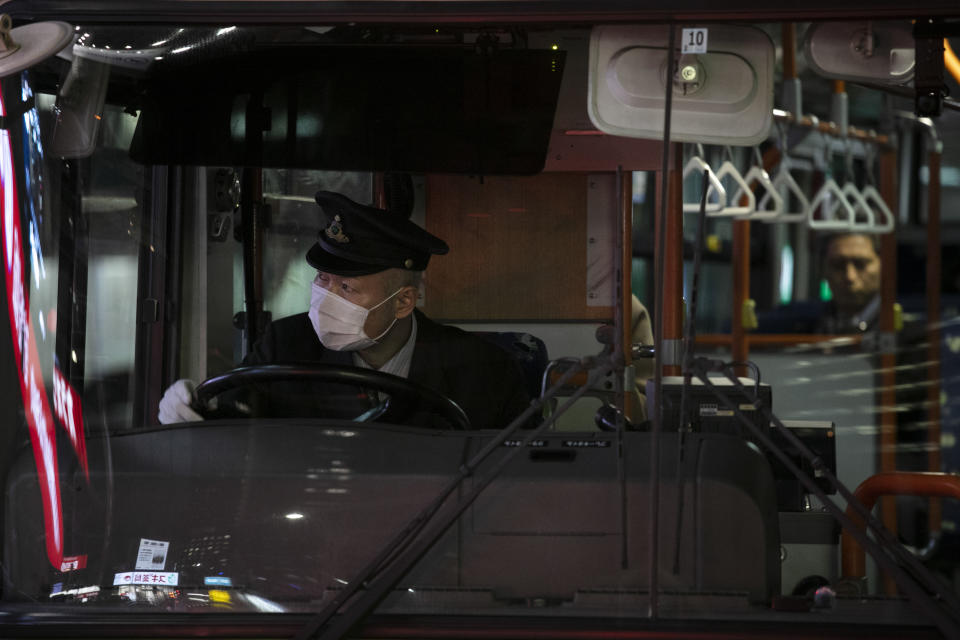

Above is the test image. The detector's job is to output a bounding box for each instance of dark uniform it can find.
[754,295,880,335]
[225,190,533,429]
[243,309,531,429]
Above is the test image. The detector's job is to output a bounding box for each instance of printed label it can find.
[135,539,170,571]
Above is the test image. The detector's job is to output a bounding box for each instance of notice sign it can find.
[204,576,233,587]
[113,571,179,586]
[60,555,88,572]
[681,28,708,54]
[135,538,169,570]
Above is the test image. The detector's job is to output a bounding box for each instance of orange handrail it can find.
[695,333,862,348]
[841,472,960,579]
[945,39,960,87]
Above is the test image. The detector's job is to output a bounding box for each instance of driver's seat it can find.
[473,331,549,400]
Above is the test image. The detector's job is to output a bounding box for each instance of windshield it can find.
[1,10,960,640]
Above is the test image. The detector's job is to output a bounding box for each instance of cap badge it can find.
[324,215,350,244]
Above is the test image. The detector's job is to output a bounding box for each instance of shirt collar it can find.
[352,313,418,378]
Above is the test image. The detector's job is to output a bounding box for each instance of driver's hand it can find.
[158,379,203,424]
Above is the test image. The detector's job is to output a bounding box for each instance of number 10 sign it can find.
[681,28,708,54]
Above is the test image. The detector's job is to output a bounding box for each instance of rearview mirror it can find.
[49,54,110,159]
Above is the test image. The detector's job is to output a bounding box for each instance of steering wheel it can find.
[194,364,471,430]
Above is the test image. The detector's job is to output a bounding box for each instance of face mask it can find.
[308,281,402,351]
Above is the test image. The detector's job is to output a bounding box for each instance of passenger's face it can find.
[824,235,881,312]
[314,270,399,336]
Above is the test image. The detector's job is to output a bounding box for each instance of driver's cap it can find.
[306,191,448,276]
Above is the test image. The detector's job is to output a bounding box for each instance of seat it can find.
[474,331,549,400]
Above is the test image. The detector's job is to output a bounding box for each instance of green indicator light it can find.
[778,245,794,305]
[819,279,833,302]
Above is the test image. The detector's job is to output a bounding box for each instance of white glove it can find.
[158,379,203,424]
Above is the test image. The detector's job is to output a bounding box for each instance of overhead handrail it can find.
[772,109,893,147]
[807,136,856,230]
[860,144,896,233]
[735,147,783,221]
[808,177,856,229]
[761,119,809,223]
[839,141,876,232]
[679,114,895,228]
[861,185,895,233]
[711,147,755,217]
[768,110,896,228]
[844,181,876,231]
[682,145,725,213]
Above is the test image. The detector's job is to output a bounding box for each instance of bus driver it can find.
[158,191,532,429]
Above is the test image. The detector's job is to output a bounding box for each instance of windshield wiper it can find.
[292,354,615,640]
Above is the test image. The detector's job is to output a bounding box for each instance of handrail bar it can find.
[841,472,960,579]
[694,333,862,348]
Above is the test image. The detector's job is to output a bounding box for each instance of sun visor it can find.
[803,21,914,84]
[587,25,774,146]
[129,46,565,175]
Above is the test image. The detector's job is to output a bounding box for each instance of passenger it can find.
[629,296,654,420]
[819,232,881,333]
[756,232,881,334]
[158,191,532,429]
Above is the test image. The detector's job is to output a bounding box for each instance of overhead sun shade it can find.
[129,46,565,175]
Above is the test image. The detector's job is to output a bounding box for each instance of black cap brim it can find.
[306,191,448,276]
[305,242,391,276]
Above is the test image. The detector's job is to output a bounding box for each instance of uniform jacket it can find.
[241,309,532,429]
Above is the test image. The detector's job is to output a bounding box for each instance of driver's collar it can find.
[352,313,418,379]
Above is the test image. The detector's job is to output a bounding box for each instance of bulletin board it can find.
[422,173,615,322]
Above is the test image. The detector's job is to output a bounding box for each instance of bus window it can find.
[0,14,958,640]
[81,102,143,430]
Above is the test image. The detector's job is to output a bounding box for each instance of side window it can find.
[182,168,373,381]
[32,89,145,432]
[260,170,372,328]
[80,104,144,429]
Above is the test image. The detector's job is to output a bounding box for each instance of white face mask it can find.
[308,281,402,351]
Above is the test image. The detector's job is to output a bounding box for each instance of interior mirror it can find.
[587,24,774,146]
[48,53,110,159]
[802,21,914,84]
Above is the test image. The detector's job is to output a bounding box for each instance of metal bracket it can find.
[208,214,232,242]
[139,298,159,324]
[914,20,947,117]
[660,338,683,366]
[623,364,636,391]
[862,331,897,354]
